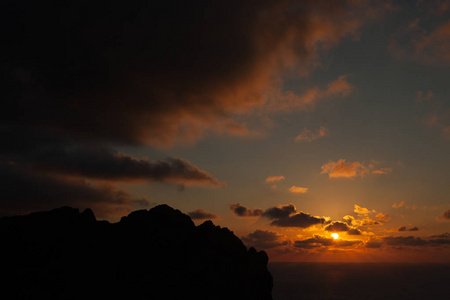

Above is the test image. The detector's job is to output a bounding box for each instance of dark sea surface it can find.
[268,262,450,300]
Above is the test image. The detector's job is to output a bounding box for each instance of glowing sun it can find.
[331,233,339,240]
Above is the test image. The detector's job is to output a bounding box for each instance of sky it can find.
[2,0,450,262]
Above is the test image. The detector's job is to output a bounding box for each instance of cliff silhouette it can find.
[1,205,273,299]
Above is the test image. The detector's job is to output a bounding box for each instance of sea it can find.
[268,262,450,300]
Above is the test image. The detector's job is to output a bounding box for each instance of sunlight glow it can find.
[331,233,339,240]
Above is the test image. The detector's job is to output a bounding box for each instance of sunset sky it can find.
[3,0,450,262]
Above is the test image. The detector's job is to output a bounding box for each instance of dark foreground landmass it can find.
[0,205,273,299]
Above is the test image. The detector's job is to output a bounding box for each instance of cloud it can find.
[262,204,297,220]
[3,1,391,148]
[0,0,394,218]
[324,221,362,235]
[390,18,450,65]
[19,146,225,187]
[294,235,363,249]
[375,213,391,222]
[365,238,383,248]
[324,221,350,232]
[270,212,326,228]
[241,230,289,249]
[360,218,381,226]
[295,126,329,142]
[187,209,218,220]
[267,76,353,113]
[321,160,392,179]
[265,176,285,182]
[0,163,146,218]
[229,203,263,218]
[288,186,309,193]
[398,226,419,232]
[321,159,368,178]
[354,205,372,215]
[343,215,356,226]
[347,228,363,235]
[371,168,392,175]
[383,236,427,246]
[438,209,450,220]
[430,233,450,239]
[392,201,405,208]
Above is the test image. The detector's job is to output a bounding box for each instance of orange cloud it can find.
[266,176,285,182]
[288,186,309,194]
[376,213,391,222]
[321,159,393,178]
[268,76,353,113]
[372,168,392,175]
[295,126,329,142]
[354,205,372,215]
[392,201,405,208]
[321,159,368,178]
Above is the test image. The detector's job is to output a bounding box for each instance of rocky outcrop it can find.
[1,205,273,299]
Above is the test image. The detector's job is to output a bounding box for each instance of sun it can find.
[331,233,339,240]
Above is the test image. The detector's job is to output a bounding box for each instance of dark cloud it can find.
[0,0,391,217]
[270,212,326,228]
[0,163,145,218]
[241,230,289,249]
[365,239,382,248]
[428,232,450,245]
[229,203,263,218]
[294,235,363,249]
[2,0,388,148]
[324,221,350,232]
[347,228,363,235]
[430,233,450,238]
[398,226,419,232]
[187,209,218,220]
[17,145,224,187]
[383,236,428,247]
[439,209,450,220]
[262,204,297,220]
[260,203,325,229]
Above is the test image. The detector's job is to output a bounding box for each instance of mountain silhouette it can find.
[1,205,273,299]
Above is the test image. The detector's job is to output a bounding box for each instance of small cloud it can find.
[265,176,285,182]
[288,186,308,193]
[321,159,392,179]
[295,126,329,142]
[372,168,392,175]
[375,213,391,222]
[392,201,405,208]
[321,159,368,179]
[270,184,277,190]
[354,205,373,215]
[360,218,381,226]
[229,203,263,217]
[188,208,218,220]
[398,226,419,232]
[262,204,297,220]
[241,229,289,249]
[343,215,356,226]
[438,209,450,220]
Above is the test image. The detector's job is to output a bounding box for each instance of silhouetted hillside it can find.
[1,205,273,299]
